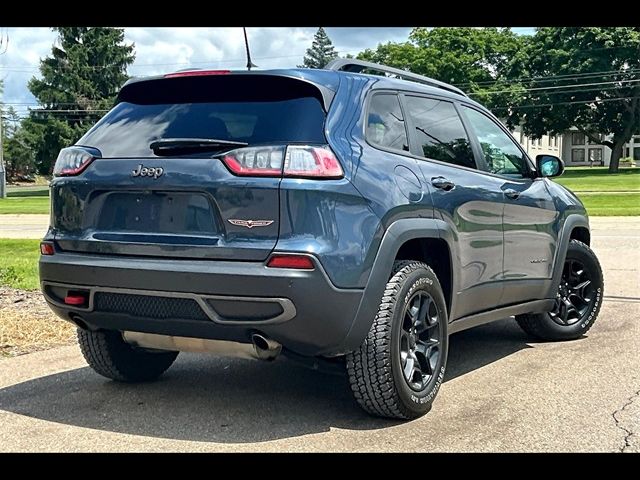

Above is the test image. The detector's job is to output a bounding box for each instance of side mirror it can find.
[536,154,564,178]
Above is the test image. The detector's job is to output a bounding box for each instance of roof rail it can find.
[324,58,467,97]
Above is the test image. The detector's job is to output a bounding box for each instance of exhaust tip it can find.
[69,314,88,330]
[252,334,270,351]
[251,333,281,361]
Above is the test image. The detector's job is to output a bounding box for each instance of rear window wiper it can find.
[150,138,248,155]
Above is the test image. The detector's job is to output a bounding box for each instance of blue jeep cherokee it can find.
[40,59,604,419]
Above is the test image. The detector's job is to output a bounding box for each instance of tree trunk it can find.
[608,139,625,173]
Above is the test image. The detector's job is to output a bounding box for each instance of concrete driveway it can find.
[0,217,638,452]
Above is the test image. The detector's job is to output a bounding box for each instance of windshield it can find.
[77,97,326,158]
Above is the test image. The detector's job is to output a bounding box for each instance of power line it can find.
[5,77,638,108]
[3,51,635,79]
[7,109,109,119]
[27,109,110,113]
[497,95,638,110]
[3,102,113,106]
[470,84,640,100]
[0,49,361,73]
[469,78,640,96]
[10,96,633,121]
[7,94,638,118]
[454,68,640,88]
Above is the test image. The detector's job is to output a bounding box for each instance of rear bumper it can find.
[39,252,363,356]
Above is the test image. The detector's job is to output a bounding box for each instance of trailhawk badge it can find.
[228,219,274,229]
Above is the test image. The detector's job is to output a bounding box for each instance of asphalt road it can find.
[0,217,638,452]
[0,214,49,239]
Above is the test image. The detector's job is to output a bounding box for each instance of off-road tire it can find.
[516,240,604,341]
[78,329,178,382]
[346,260,449,419]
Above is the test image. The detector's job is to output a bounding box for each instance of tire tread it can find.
[78,329,178,382]
[346,261,442,419]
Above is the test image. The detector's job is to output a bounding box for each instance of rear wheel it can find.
[516,239,603,341]
[78,329,178,382]
[346,261,448,419]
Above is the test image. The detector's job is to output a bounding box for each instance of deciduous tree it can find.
[357,27,528,114]
[505,28,640,173]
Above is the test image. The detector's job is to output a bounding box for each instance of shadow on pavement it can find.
[0,318,531,443]
[446,317,533,381]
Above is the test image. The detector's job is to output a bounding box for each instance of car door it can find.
[352,90,436,222]
[401,94,506,321]
[460,105,559,305]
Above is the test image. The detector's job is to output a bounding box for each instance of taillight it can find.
[222,146,285,177]
[53,146,101,177]
[284,146,343,178]
[220,145,343,179]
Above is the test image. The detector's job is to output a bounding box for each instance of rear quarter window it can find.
[366,93,410,153]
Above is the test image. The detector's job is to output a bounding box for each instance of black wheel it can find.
[346,261,448,419]
[516,239,604,341]
[78,329,178,382]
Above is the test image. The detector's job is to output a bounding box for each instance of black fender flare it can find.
[329,217,455,355]
[547,213,590,297]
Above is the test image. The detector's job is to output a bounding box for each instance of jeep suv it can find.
[40,59,604,419]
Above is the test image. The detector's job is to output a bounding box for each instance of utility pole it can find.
[0,112,5,198]
[0,28,7,198]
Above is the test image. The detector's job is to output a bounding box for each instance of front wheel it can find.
[516,239,604,341]
[346,261,449,419]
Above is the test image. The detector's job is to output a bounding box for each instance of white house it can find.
[511,125,640,167]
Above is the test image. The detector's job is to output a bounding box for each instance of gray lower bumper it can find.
[39,252,364,356]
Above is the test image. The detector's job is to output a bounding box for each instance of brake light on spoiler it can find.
[164,70,231,78]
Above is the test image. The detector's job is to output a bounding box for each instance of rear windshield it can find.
[77,77,327,158]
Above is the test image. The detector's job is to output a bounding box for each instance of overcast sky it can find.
[0,27,535,114]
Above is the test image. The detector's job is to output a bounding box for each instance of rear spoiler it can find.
[118,72,337,112]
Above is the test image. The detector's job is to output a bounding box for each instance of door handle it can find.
[504,189,520,200]
[431,177,455,191]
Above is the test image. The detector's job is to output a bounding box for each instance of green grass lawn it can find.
[577,193,640,216]
[554,167,639,216]
[554,166,640,192]
[0,239,40,290]
[0,197,50,214]
[6,185,50,197]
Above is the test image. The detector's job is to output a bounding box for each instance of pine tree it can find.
[24,27,135,174]
[299,27,338,69]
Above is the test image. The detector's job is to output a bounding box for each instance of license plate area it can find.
[97,191,219,235]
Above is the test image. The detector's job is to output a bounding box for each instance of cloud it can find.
[1,27,58,111]
[1,27,533,113]
[1,27,414,111]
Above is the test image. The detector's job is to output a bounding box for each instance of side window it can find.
[462,106,529,176]
[404,96,476,169]
[366,94,409,152]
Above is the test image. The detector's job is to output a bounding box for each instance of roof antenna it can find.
[243,27,258,71]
